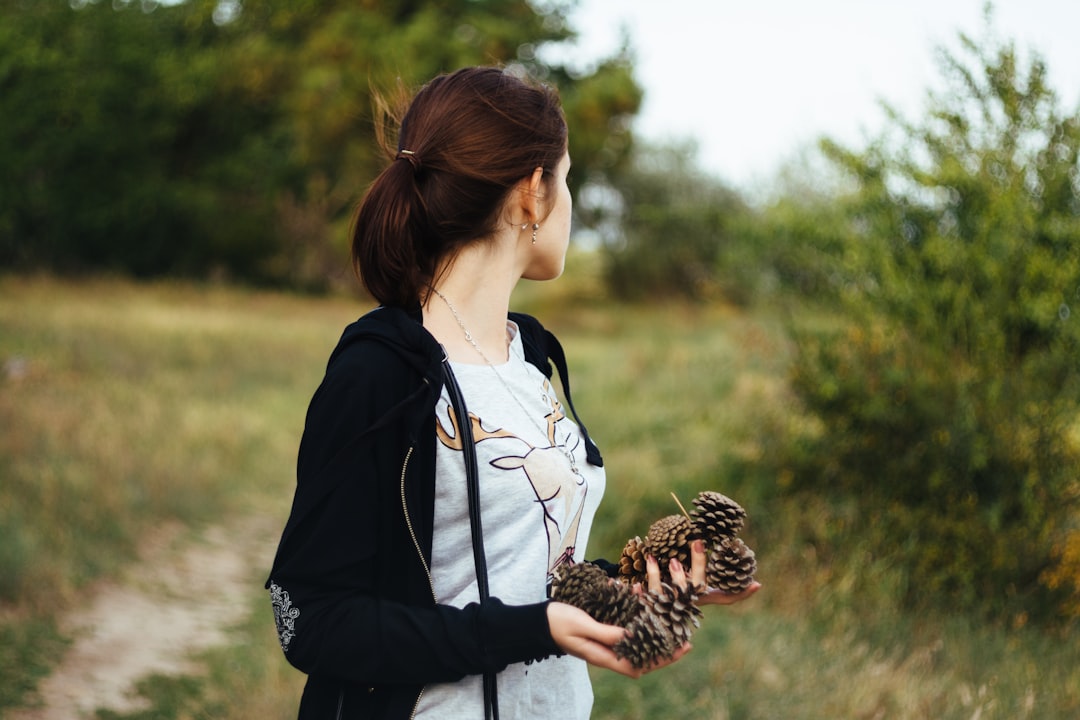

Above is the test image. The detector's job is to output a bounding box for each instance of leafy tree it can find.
[775,14,1080,622]
[0,0,643,286]
[243,0,642,287]
[0,0,292,277]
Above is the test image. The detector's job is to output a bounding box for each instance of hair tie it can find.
[396,149,421,172]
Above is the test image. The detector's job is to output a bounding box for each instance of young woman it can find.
[266,66,758,720]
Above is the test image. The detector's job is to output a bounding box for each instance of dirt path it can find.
[9,513,279,719]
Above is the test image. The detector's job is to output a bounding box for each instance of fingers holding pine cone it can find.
[641,581,703,647]
[630,490,758,596]
[643,514,694,584]
[551,561,700,670]
[613,581,703,669]
[550,490,758,671]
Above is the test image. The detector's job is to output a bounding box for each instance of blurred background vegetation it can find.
[1,0,1078,717]
[0,0,644,290]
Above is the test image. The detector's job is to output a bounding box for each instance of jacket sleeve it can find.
[266,338,562,684]
[272,580,558,684]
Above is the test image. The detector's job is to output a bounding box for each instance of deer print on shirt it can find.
[436,378,587,577]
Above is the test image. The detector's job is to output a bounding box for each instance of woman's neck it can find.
[423,244,519,364]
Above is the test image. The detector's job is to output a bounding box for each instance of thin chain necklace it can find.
[432,287,580,475]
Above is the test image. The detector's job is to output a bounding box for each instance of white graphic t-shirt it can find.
[415,321,606,720]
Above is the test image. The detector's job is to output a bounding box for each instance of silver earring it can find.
[531,223,539,244]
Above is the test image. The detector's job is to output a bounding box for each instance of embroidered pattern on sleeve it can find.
[269,582,300,652]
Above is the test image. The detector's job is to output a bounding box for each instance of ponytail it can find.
[351,154,432,308]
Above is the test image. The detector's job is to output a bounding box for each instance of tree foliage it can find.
[0,0,282,277]
[775,16,1080,622]
[0,0,642,287]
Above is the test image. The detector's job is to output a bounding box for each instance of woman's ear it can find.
[516,166,545,224]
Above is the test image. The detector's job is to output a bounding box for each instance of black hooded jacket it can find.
[266,305,603,719]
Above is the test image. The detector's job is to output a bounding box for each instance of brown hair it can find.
[351,66,567,308]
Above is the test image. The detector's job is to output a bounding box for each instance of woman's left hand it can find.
[645,539,762,607]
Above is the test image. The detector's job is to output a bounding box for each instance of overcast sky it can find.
[556,0,1080,192]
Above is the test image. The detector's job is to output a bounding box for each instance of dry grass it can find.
[2,273,1077,718]
[0,275,365,709]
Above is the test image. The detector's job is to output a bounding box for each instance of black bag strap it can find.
[442,358,499,720]
[509,312,603,467]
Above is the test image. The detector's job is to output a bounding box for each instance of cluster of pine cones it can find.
[550,491,756,669]
[621,490,757,593]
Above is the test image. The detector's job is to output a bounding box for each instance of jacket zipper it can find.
[335,688,343,719]
[409,688,426,720]
[400,445,435,720]
[399,445,438,603]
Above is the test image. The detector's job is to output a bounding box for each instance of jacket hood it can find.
[332,305,445,384]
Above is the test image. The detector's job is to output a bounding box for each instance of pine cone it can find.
[618,536,648,586]
[641,581,703,649]
[551,562,639,627]
[706,536,757,593]
[644,514,694,578]
[550,562,610,608]
[614,608,675,669]
[691,491,746,542]
[613,582,703,669]
[587,579,641,627]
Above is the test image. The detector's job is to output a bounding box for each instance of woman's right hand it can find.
[545,601,691,679]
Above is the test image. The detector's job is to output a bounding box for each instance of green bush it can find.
[786,322,1077,617]
[599,143,751,302]
[773,18,1080,622]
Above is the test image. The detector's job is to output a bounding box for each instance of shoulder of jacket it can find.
[330,307,439,365]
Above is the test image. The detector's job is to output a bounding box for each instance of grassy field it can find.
[2,271,1078,719]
